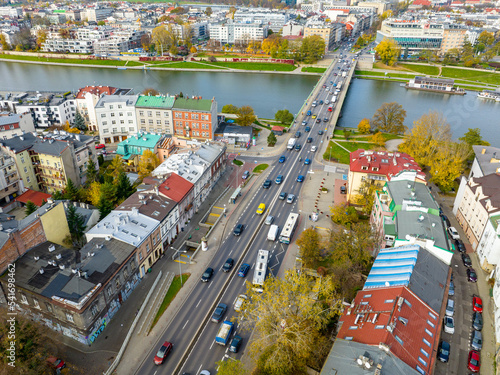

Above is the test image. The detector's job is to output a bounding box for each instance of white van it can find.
[267,225,280,241]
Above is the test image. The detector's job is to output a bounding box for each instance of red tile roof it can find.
[15,189,52,207]
[350,149,426,181]
[158,173,193,203]
[272,126,284,131]
[338,287,439,374]
[75,85,119,99]
[412,0,431,5]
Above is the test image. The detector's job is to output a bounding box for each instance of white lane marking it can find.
[196,299,202,308]
[182,320,189,330]
[208,282,212,289]
[229,249,233,255]
[197,364,203,374]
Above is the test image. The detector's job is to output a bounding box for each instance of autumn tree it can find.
[237,270,342,375]
[215,359,248,375]
[88,181,102,206]
[478,30,495,46]
[459,128,490,162]
[267,131,277,147]
[85,158,98,185]
[108,155,124,182]
[0,33,10,50]
[236,106,257,127]
[351,180,379,216]
[296,228,322,269]
[370,131,386,147]
[330,203,359,227]
[428,141,470,192]
[63,203,87,249]
[357,118,371,134]
[190,45,197,54]
[138,149,160,179]
[298,35,325,64]
[36,29,47,48]
[205,6,213,16]
[142,88,160,96]
[141,33,152,51]
[221,104,239,114]
[371,102,407,134]
[375,37,400,66]
[25,201,38,217]
[274,109,294,125]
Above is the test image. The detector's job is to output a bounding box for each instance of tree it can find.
[108,155,124,182]
[428,141,470,192]
[267,131,277,147]
[36,29,47,48]
[375,37,400,66]
[215,359,248,375]
[138,149,160,179]
[190,45,197,54]
[330,203,359,227]
[459,128,490,162]
[343,129,351,140]
[237,270,342,375]
[98,195,114,220]
[296,228,322,269]
[205,6,213,16]
[0,33,10,50]
[351,180,379,216]
[221,104,239,114]
[298,35,325,64]
[63,179,79,201]
[141,33,152,51]
[142,88,160,96]
[236,106,257,127]
[117,171,134,200]
[73,109,86,130]
[64,203,87,249]
[86,158,98,185]
[370,131,386,147]
[274,109,294,125]
[478,30,495,46]
[87,181,102,206]
[357,118,371,134]
[371,102,407,134]
[25,201,38,217]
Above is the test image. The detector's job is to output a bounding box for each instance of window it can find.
[424,328,433,337]
[348,326,358,330]
[118,105,122,109]
[21,157,24,164]
[110,113,115,117]
[66,313,74,322]
[374,325,385,329]
[417,357,427,367]
[23,167,27,173]
[116,277,121,288]
[139,252,143,261]
[91,304,99,317]
[395,335,403,345]
[428,311,437,320]
[148,111,152,117]
[119,112,123,117]
[26,176,30,183]
[384,299,394,303]
[420,348,429,358]
[102,121,107,125]
[156,111,161,116]
[404,299,412,308]
[146,243,150,252]
[46,303,53,313]
[426,320,435,328]
[101,113,106,118]
[140,119,145,124]
[109,105,114,110]
[139,111,144,116]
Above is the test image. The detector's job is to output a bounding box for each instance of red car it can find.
[154,341,173,365]
[46,356,65,370]
[468,350,480,372]
[473,296,483,313]
[95,144,105,149]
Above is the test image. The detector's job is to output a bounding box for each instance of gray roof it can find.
[321,339,419,375]
[0,114,22,125]
[408,247,448,312]
[195,143,225,164]
[386,180,438,210]
[396,211,449,251]
[0,212,40,251]
[95,94,138,108]
[472,145,500,177]
[215,123,253,136]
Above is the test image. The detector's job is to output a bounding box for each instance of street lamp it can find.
[171,246,187,286]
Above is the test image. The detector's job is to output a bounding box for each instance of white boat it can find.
[478,90,500,101]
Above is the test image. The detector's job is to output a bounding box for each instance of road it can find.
[136,46,356,375]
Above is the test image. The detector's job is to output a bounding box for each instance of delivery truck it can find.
[287,138,297,150]
[267,225,279,241]
[215,320,234,346]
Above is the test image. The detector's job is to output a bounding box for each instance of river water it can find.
[1,61,498,145]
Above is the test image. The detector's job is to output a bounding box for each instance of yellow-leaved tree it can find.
[357,118,371,134]
[138,149,160,179]
[88,181,102,207]
[375,37,400,66]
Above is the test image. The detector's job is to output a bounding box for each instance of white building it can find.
[41,38,94,53]
[0,7,23,18]
[95,95,138,145]
[15,92,76,128]
[84,7,114,22]
[0,112,35,140]
[233,8,291,33]
[209,20,269,44]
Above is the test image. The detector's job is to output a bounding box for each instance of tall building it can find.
[209,20,269,45]
[304,22,346,50]
[95,95,139,145]
[0,149,21,205]
[135,95,175,135]
[172,97,218,141]
[0,113,35,140]
[14,92,76,128]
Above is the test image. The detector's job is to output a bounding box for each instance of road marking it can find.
[197,364,203,374]
[208,282,212,289]
[229,249,233,255]
[237,237,241,243]
[182,320,189,330]
[196,299,202,308]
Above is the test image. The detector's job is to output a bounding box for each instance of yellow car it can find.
[256,203,266,215]
[311,114,317,119]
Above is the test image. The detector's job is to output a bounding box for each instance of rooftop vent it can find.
[48,244,56,252]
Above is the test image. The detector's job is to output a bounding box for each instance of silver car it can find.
[265,215,274,225]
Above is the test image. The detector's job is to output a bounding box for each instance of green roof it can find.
[173,98,213,111]
[116,133,163,157]
[490,214,500,233]
[136,95,175,109]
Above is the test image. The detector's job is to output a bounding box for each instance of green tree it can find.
[98,195,114,220]
[371,102,407,134]
[375,37,400,66]
[274,109,294,125]
[25,201,38,217]
[459,128,490,162]
[267,131,277,147]
[108,155,124,182]
[237,270,342,375]
[86,158,98,185]
[357,118,371,134]
[298,35,325,64]
[63,203,87,249]
[330,203,359,227]
[296,228,322,269]
[63,178,79,201]
[236,106,257,127]
[221,104,239,114]
[117,171,135,200]
[73,109,86,130]
[478,30,495,46]
[215,359,248,375]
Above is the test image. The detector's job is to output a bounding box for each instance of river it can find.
[1,61,498,145]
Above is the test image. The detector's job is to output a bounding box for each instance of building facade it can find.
[135,95,175,135]
[95,95,138,145]
[172,98,218,141]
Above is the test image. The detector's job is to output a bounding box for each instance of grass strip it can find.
[253,164,269,173]
[150,273,190,330]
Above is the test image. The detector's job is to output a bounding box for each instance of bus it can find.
[279,213,299,244]
[253,249,269,293]
[337,82,342,91]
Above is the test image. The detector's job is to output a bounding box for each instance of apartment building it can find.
[208,20,269,44]
[0,150,21,205]
[14,92,76,128]
[0,112,35,140]
[135,95,175,135]
[172,97,218,141]
[304,22,346,50]
[0,132,98,193]
[41,38,94,54]
[233,8,291,33]
[440,24,467,54]
[93,30,147,55]
[95,94,138,145]
[84,7,114,22]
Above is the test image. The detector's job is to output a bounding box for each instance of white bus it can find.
[253,249,269,292]
[279,213,299,244]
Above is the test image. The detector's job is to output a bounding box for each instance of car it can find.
[154,341,173,365]
[318,130,324,135]
[473,295,483,312]
[471,329,482,351]
[279,192,287,200]
[462,253,472,267]
[324,117,329,122]
[325,99,330,105]
[275,175,283,184]
[307,137,313,143]
[200,371,211,375]
[230,335,242,353]
[437,341,450,363]
[311,146,317,152]
[256,203,266,215]
[233,224,244,236]
[279,155,286,163]
[305,126,311,132]
[448,227,460,240]
[238,263,250,277]
[340,186,347,194]
[468,350,480,372]
[263,180,272,189]
[297,175,304,183]
[304,158,311,165]
[234,295,247,312]
[201,267,214,282]
[442,214,451,228]
[445,299,454,316]
[242,170,250,180]
[468,268,478,282]
[295,144,302,151]
[319,100,323,105]
[316,118,321,123]
[287,194,295,204]
[95,144,105,149]
[211,303,227,323]
[307,110,312,116]
[473,312,483,331]
[222,258,234,272]
[295,131,301,138]
[312,114,317,119]
[443,316,455,334]
[301,120,307,126]
[449,280,455,296]
[454,239,466,252]
[265,215,274,225]
[46,357,66,370]
[322,84,326,88]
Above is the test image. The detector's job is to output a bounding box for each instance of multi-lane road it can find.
[135,47,356,375]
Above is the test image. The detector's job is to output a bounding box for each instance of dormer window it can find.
[361,166,368,171]
[372,167,379,171]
